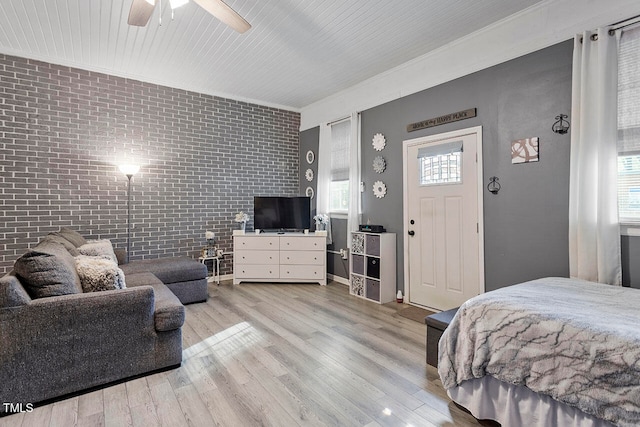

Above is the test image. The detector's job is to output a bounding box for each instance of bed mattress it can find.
[438,277,640,426]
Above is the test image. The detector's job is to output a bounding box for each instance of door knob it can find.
[408,230,415,236]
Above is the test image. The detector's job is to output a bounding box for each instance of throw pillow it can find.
[47,227,87,248]
[78,239,118,264]
[57,227,88,247]
[14,240,83,299]
[75,255,126,292]
[40,235,79,256]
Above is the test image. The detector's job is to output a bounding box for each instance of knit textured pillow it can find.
[14,240,83,299]
[75,255,126,292]
[78,239,118,264]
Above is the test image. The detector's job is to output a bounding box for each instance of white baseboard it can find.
[328,274,349,286]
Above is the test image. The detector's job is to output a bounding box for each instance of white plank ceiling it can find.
[0,0,544,110]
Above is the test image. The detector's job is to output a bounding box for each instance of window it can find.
[329,119,351,212]
[417,141,463,185]
[618,25,640,223]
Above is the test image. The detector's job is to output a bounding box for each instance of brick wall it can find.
[0,54,301,275]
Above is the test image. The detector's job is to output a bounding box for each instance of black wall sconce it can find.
[487,176,501,194]
[552,114,570,134]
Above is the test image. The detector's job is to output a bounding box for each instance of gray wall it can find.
[363,41,573,292]
[303,41,576,291]
[299,126,318,217]
[0,54,300,275]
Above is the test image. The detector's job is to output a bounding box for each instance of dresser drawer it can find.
[234,236,279,250]
[234,264,279,279]
[280,236,325,251]
[280,250,324,265]
[235,250,278,265]
[279,265,325,280]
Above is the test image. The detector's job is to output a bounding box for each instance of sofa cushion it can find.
[75,255,126,292]
[126,272,185,331]
[0,272,31,307]
[13,240,83,299]
[41,235,79,256]
[120,257,207,284]
[78,240,118,264]
[49,227,87,247]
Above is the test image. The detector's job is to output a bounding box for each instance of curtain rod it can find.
[326,113,360,126]
[610,14,640,33]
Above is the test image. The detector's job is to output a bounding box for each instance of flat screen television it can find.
[254,196,311,231]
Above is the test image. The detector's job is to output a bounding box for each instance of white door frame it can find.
[402,125,485,307]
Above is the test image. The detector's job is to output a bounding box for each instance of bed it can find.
[438,277,640,427]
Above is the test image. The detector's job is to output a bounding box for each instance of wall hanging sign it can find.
[407,108,477,132]
[511,137,539,164]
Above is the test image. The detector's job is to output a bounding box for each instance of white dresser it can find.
[233,232,327,285]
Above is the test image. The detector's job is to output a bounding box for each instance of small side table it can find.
[198,254,223,284]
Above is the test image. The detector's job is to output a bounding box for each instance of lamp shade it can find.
[119,164,140,176]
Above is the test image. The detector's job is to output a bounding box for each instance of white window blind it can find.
[331,120,351,181]
[329,119,351,212]
[618,25,640,222]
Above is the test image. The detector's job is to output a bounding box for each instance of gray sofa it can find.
[0,228,208,413]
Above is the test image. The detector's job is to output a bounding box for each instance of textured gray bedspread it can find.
[438,277,640,427]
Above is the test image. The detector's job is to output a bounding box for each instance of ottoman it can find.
[425,307,459,368]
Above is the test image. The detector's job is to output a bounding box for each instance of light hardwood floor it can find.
[2,280,482,427]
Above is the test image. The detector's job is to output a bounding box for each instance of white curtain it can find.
[316,123,332,244]
[347,112,361,248]
[569,28,622,285]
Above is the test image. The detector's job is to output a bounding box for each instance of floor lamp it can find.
[119,164,140,263]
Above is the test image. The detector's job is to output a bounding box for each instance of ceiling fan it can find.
[127,0,251,33]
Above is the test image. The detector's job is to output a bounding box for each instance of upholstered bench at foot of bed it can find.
[425,307,459,368]
[121,257,208,304]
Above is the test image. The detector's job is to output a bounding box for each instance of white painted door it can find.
[403,127,483,310]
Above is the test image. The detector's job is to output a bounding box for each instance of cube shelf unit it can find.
[349,231,396,304]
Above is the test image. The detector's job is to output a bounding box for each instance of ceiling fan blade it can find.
[128,0,156,27]
[193,0,251,34]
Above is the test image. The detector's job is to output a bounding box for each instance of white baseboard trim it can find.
[328,274,349,286]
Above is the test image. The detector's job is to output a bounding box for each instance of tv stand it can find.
[233,232,326,285]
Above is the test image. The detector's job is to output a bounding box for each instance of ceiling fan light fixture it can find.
[170,0,189,9]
